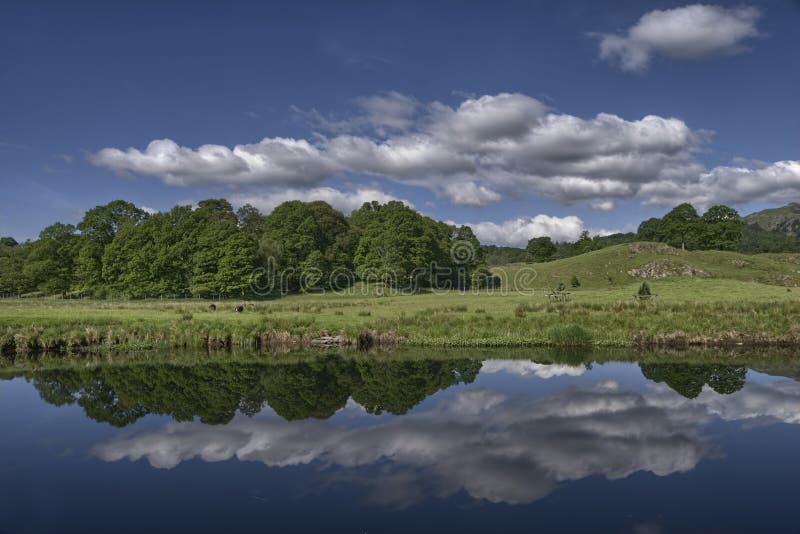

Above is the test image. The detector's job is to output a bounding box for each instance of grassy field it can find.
[3,242,800,353]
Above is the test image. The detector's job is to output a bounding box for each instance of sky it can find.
[1,0,799,246]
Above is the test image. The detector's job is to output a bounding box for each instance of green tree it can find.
[236,204,265,241]
[637,217,661,241]
[262,201,352,291]
[701,205,742,250]
[525,236,556,262]
[74,201,148,294]
[24,223,78,296]
[214,232,256,296]
[660,203,701,249]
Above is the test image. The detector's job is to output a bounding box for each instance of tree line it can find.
[521,203,796,263]
[0,199,494,298]
[14,356,482,426]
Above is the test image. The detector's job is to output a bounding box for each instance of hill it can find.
[744,203,800,236]
[495,241,800,290]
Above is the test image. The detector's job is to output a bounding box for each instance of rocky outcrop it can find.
[628,261,709,279]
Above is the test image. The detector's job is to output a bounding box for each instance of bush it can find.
[571,275,580,288]
[638,282,652,296]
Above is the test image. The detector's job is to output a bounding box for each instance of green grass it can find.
[3,242,800,353]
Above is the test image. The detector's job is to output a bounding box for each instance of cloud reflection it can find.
[93,378,800,507]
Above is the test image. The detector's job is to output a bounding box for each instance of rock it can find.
[628,261,709,279]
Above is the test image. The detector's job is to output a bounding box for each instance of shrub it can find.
[571,275,581,288]
[638,282,652,296]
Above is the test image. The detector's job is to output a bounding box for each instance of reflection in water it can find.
[21,356,483,426]
[639,363,747,398]
[91,372,800,507]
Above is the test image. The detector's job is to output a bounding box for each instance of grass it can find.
[3,242,800,353]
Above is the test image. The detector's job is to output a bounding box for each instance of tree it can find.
[236,204,265,241]
[576,230,600,254]
[262,201,352,291]
[526,236,556,262]
[77,200,148,245]
[571,275,580,288]
[0,242,32,294]
[659,203,700,249]
[214,232,256,296]
[637,217,661,241]
[0,237,18,247]
[74,201,148,294]
[352,201,451,289]
[701,205,742,250]
[638,281,651,296]
[24,223,78,296]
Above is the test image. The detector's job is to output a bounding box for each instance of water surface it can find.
[2,354,800,532]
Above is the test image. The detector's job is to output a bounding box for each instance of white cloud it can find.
[464,215,587,246]
[139,205,158,215]
[441,182,502,207]
[642,160,800,209]
[91,91,797,211]
[597,4,761,72]
[229,186,413,215]
[590,199,616,211]
[91,137,340,186]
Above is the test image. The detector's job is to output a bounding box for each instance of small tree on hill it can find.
[571,275,580,288]
[638,281,651,296]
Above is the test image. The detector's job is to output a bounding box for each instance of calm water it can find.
[2,355,800,533]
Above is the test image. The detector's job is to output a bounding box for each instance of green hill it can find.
[744,203,800,236]
[496,241,800,290]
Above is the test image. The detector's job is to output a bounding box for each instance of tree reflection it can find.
[15,355,482,426]
[639,363,746,398]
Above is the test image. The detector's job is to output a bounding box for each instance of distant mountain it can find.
[744,203,800,237]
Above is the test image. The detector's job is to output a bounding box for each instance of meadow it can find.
[3,243,800,354]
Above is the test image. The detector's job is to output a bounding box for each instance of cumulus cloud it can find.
[460,215,619,246]
[642,160,800,209]
[597,4,762,72]
[90,93,706,208]
[91,137,340,187]
[229,186,413,215]
[466,215,586,245]
[90,91,798,211]
[96,375,800,507]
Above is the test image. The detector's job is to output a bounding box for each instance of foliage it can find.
[481,245,527,265]
[14,356,482,426]
[526,236,556,262]
[639,363,746,398]
[638,281,651,296]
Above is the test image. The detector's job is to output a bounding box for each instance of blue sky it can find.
[1,0,798,245]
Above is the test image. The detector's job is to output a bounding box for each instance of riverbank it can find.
[2,277,800,354]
